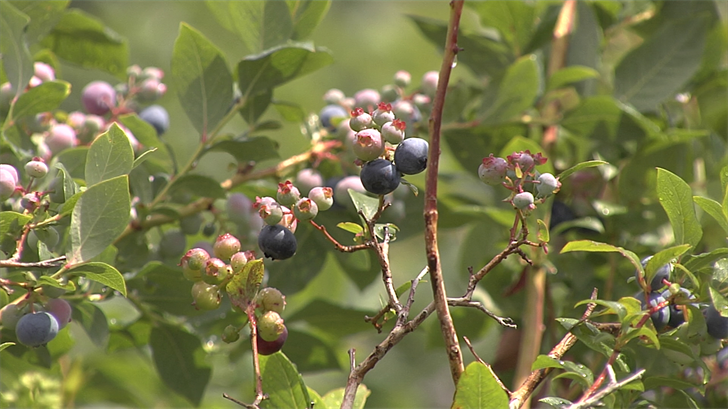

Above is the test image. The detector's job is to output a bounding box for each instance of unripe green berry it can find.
[258,311,285,342]
[293,198,318,221]
[191,281,222,311]
[222,324,240,343]
[203,258,231,285]
[513,192,535,211]
[276,181,301,206]
[308,187,334,211]
[0,304,23,330]
[536,173,561,197]
[25,159,49,179]
[393,70,412,88]
[255,197,283,226]
[256,288,286,314]
[213,233,241,261]
[182,247,210,271]
[230,251,254,274]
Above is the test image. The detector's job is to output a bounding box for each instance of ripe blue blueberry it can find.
[360,159,401,195]
[637,256,672,291]
[706,304,728,339]
[635,291,671,331]
[139,105,170,135]
[258,225,297,260]
[394,137,428,175]
[16,312,60,347]
[82,81,116,115]
[319,104,349,132]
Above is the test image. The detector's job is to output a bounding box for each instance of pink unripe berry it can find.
[478,155,508,186]
[349,108,373,132]
[230,251,255,273]
[255,196,283,226]
[181,247,210,271]
[421,71,439,97]
[203,257,231,285]
[45,298,72,329]
[323,88,345,104]
[352,129,385,162]
[46,124,77,154]
[393,70,412,88]
[276,180,301,206]
[0,165,19,200]
[381,120,406,144]
[293,197,318,221]
[213,233,241,261]
[34,62,55,82]
[295,169,324,194]
[82,81,116,115]
[353,88,380,109]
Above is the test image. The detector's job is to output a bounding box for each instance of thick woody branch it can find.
[423,0,466,386]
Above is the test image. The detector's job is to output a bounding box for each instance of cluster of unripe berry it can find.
[1,63,169,169]
[478,150,561,212]
[0,295,72,348]
[255,180,335,260]
[317,71,436,196]
[634,256,728,339]
[179,234,289,355]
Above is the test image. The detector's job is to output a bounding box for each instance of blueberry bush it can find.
[1,1,727,408]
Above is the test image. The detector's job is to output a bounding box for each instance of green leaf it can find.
[531,355,594,387]
[0,1,33,99]
[284,329,340,372]
[266,224,327,295]
[171,23,233,135]
[288,0,331,41]
[483,55,541,124]
[226,258,264,310]
[537,219,549,243]
[237,43,333,98]
[557,160,608,181]
[67,262,127,297]
[694,196,728,234]
[287,299,374,338]
[336,222,364,235]
[0,342,16,352]
[150,324,211,406]
[119,113,173,171]
[709,286,728,317]
[69,175,131,263]
[540,397,572,408]
[656,168,702,249]
[320,385,370,409]
[348,190,379,221]
[7,1,69,44]
[36,276,76,292]
[643,244,691,287]
[451,361,509,409]
[205,137,279,163]
[683,248,728,272]
[614,16,709,112]
[547,66,599,91]
[238,89,272,125]
[469,1,535,55]
[72,300,110,347]
[126,262,196,316]
[207,1,293,53]
[561,240,641,272]
[85,123,134,186]
[0,211,32,240]
[561,96,621,138]
[40,9,128,76]
[167,174,225,200]
[259,352,311,409]
[575,298,627,322]
[272,100,307,122]
[10,80,70,120]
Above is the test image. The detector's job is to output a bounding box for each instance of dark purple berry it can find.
[138,105,169,135]
[636,291,671,331]
[45,298,72,329]
[256,325,288,355]
[637,256,672,291]
[706,304,728,339]
[394,137,428,175]
[16,312,59,347]
[258,225,297,260]
[319,104,349,132]
[360,159,401,195]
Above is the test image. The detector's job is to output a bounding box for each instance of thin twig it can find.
[309,220,369,253]
[447,298,517,328]
[0,256,67,269]
[509,288,599,409]
[565,367,646,409]
[423,0,466,385]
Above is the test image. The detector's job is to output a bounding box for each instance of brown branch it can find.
[309,220,369,253]
[423,0,466,386]
[509,288,599,409]
[447,298,516,328]
[0,256,67,269]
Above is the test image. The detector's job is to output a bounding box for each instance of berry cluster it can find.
[0,63,168,169]
[633,256,728,338]
[316,71,436,196]
[254,179,335,260]
[478,150,561,212]
[179,235,289,355]
[0,296,72,348]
